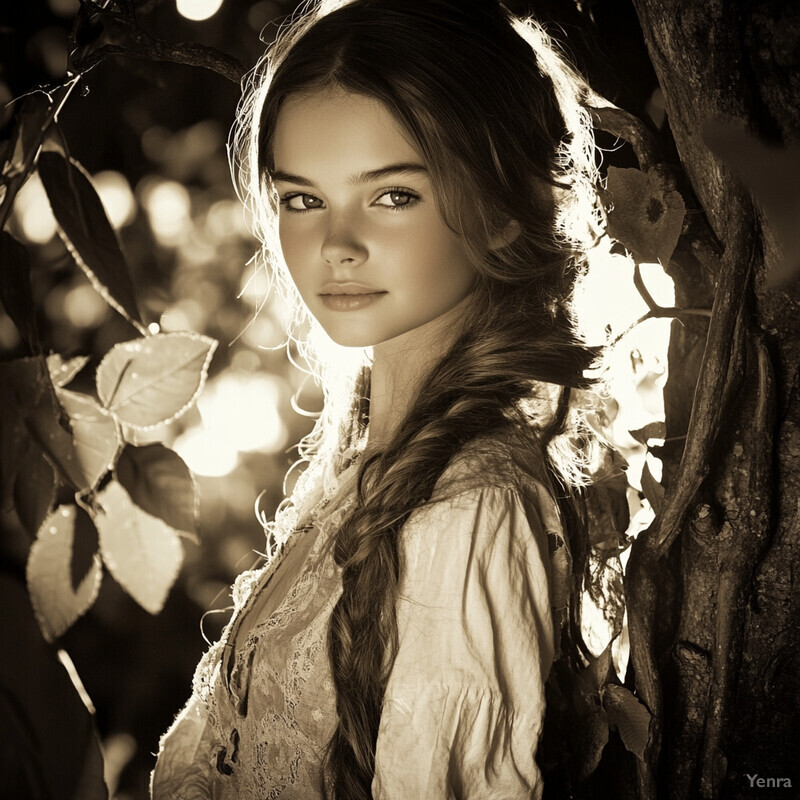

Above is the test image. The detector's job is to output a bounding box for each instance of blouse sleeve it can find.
[372,483,557,800]
[150,694,218,800]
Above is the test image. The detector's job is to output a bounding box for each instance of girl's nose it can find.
[320,216,368,267]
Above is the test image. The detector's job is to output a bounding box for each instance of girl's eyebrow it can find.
[271,162,428,187]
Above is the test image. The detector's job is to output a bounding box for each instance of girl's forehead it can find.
[272,88,424,177]
[277,87,396,132]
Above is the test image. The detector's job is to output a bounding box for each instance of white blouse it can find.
[151,446,569,799]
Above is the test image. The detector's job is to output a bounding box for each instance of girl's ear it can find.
[489,219,521,250]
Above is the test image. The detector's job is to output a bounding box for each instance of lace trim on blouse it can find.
[153,442,567,800]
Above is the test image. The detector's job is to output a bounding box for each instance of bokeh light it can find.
[138,177,192,246]
[26,28,69,78]
[93,170,137,229]
[174,372,290,477]
[159,300,205,333]
[15,174,58,244]
[173,427,239,477]
[0,314,21,351]
[176,0,225,22]
[63,284,109,329]
[205,199,249,241]
[47,0,80,17]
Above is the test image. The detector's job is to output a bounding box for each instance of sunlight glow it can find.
[238,262,272,309]
[573,251,675,343]
[574,251,674,492]
[139,178,192,245]
[581,588,617,659]
[93,170,136,229]
[176,0,224,21]
[198,372,288,453]
[173,371,289,477]
[16,174,58,244]
[173,427,239,477]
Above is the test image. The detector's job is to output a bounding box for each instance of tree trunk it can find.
[625,1,800,797]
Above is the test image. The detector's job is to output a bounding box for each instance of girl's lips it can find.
[319,292,386,311]
[319,282,382,294]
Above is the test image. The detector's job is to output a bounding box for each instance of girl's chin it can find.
[316,324,382,349]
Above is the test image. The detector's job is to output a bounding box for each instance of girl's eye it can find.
[373,190,419,210]
[281,193,324,212]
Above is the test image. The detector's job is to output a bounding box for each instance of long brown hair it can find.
[232,0,606,795]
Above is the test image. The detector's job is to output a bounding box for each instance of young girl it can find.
[152,0,604,797]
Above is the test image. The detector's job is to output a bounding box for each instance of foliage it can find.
[0,7,229,794]
[2,124,217,638]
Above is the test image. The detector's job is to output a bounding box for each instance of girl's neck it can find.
[365,296,472,454]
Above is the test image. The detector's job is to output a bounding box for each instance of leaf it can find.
[602,684,652,761]
[0,231,40,352]
[37,150,144,331]
[1,92,51,181]
[571,646,613,781]
[116,443,197,537]
[27,387,120,491]
[26,505,103,642]
[641,460,665,515]
[702,120,800,287]
[56,388,120,484]
[47,354,90,388]
[576,644,614,697]
[0,358,50,511]
[71,504,100,593]
[13,445,55,536]
[95,480,184,614]
[604,167,685,265]
[96,332,217,430]
[0,571,108,799]
[585,470,630,548]
[575,705,610,782]
[629,421,667,446]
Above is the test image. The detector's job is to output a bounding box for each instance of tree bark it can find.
[625,1,800,797]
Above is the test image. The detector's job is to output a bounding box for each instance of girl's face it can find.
[270,87,477,348]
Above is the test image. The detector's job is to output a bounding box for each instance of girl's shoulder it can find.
[425,431,565,562]
[415,431,571,634]
[431,430,550,502]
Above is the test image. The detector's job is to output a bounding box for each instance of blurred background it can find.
[0,0,667,797]
[2,2,319,796]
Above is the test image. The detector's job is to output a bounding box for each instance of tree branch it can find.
[590,105,661,172]
[700,333,774,796]
[623,540,661,800]
[72,39,245,83]
[650,200,755,556]
[71,0,245,83]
